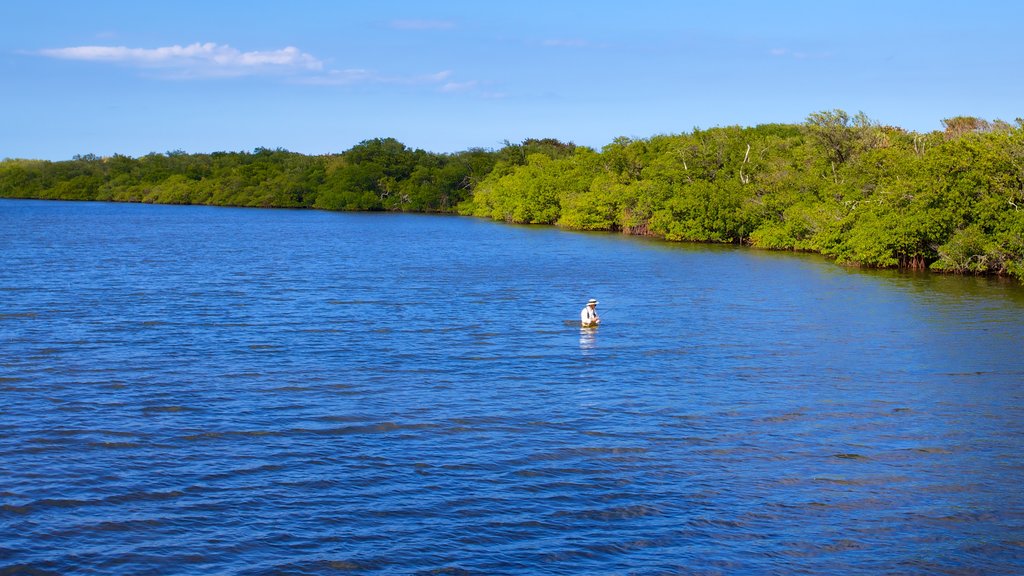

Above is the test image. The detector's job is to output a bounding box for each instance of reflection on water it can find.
[579,326,598,351]
[2,199,1024,575]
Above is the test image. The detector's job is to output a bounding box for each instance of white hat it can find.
[587,299,598,305]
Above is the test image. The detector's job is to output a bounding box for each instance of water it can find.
[2,198,1023,575]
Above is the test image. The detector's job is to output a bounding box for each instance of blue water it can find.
[2,199,1023,575]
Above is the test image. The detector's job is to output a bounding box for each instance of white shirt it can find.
[580,305,599,326]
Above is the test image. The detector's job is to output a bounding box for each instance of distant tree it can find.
[804,109,876,166]
[942,116,991,139]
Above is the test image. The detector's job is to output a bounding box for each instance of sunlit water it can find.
[2,199,1023,575]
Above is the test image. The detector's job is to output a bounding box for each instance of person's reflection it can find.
[579,327,597,352]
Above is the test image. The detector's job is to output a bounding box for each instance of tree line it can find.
[2,111,1023,281]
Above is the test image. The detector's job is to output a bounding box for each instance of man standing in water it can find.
[580,298,600,327]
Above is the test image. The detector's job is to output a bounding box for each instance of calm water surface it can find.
[2,199,1023,575]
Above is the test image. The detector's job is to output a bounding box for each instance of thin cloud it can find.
[542,39,589,48]
[304,68,487,97]
[439,80,478,93]
[301,68,376,85]
[420,70,454,83]
[38,42,323,77]
[769,47,832,60]
[301,68,458,87]
[390,19,456,30]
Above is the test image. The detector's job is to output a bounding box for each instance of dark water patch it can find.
[180,429,286,441]
[0,311,38,319]
[247,344,281,351]
[201,463,286,481]
[86,441,144,450]
[760,411,809,423]
[910,447,954,454]
[2,498,100,515]
[554,504,664,521]
[27,347,62,357]
[296,421,438,436]
[67,517,168,534]
[415,567,474,576]
[833,453,870,460]
[243,558,384,575]
[809,476,875,486]
[264,386,316,394]
[141,405,198,415]
[0,564,62,576]
[102,489,187,506]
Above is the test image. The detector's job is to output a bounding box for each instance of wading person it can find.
[580,298,600,327]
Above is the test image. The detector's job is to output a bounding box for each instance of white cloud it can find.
[36,41,482,93]
[390,19,455,30]
[38,42,323,77]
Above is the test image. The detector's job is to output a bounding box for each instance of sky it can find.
[2,0,1022,160]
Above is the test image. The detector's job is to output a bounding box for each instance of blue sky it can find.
[3,0,1022,160]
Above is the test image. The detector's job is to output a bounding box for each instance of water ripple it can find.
[2,201,1023,574]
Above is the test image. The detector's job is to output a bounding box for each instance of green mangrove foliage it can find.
[0,140,493,213]
[461,112,1024,280]
[2,112,1023,280]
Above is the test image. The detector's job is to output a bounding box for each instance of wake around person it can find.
[580,298,600,328]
